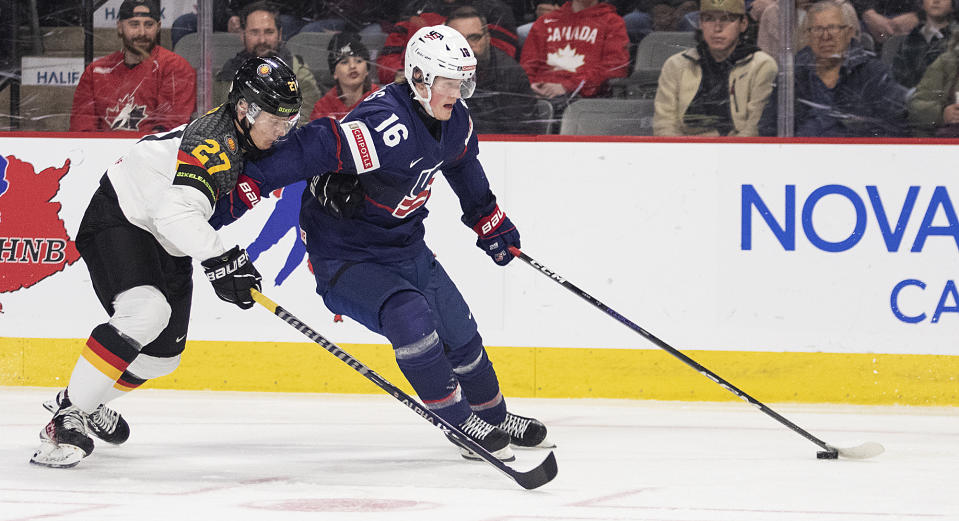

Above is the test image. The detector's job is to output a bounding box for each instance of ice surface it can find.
[1,387,956,520]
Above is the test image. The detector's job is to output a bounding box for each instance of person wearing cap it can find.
[653,0,777,135]
[214,1,321,125]
[69,0,196,132]
[309,32,381,121]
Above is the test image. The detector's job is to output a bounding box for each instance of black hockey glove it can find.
[201,246,262,309]
[309,172,365,218]
[469,204,520,266]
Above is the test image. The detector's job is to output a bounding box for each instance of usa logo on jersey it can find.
[393,161,442,218]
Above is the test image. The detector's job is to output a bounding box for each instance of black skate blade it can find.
[511,451,558,490]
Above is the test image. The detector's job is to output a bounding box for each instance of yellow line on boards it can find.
[1,337,956,406]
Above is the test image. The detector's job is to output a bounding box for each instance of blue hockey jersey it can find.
[242,82,499,263]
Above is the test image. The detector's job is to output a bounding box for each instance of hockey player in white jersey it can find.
[30,56,302,468]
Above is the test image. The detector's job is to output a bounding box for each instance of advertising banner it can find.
[0,138,956,357]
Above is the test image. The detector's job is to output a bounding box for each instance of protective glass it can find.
[432,76,476,99]
[245,102,299,137]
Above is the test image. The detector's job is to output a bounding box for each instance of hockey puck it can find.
[817,450,839,459]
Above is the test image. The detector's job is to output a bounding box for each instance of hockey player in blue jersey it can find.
[234,25,551,461]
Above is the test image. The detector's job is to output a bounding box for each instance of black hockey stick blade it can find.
[507,247,884,460]
[250,289,559,488]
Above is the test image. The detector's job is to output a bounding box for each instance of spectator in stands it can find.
[907,31,959,135]
[758,0,817,65]
[854,0,920,43]
[309,32,381,121]
[758,0,860,66]
[653,0,777,135]
[171,1,317,48]
[376,0,519,84]
[630,0,698,31]
[70,0,196,132]
[214,1,321,124]
[447,7,542,133]
[520,0,630,109]
[517,2,561,47]
[892,0,956,88]
[295,2,401,37]
[761,0,908,136]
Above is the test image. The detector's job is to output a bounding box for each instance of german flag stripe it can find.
[173,162,216,207]
[82,337,128,381]
[114,377,144,392]
[177,149,205,168]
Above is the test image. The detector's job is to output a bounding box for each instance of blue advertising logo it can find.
[741,184,959,253]
[742,184,959,324]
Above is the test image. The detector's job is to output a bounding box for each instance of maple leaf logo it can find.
[546,44,585,73]
[106,93,148,131]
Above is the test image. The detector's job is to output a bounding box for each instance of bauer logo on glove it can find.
[204,248,250,281]
[468,204,520,266]
[201,246,262,309]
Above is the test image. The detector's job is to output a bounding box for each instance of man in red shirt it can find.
[519,0,630,100]
[69,0,196,132]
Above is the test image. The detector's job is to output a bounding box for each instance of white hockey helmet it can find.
[405,25,477,112]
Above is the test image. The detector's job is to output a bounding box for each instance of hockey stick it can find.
[249,289,558,489]
[508,247,884,460]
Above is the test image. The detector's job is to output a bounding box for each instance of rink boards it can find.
[0,135,956,405]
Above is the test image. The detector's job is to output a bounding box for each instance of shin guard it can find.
[449,333,507,425]
[68,324,140,413]
[380,291,470,425]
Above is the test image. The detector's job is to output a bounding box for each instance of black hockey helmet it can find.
[229,56,302,118]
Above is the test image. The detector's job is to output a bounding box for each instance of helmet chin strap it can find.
[238,117,258,153]
[411,80,436,118]
[229,103,258,154]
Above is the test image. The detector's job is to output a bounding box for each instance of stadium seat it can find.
[610,31,696,99]
[532,98,555,134]
[18,85,75,131]
[173,32,244,73]
[286,31,337,90]
[559,98,655,136]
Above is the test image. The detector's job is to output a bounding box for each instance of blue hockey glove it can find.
[309,172,365,218]
[471,205,520,266]
[209,174,263,229]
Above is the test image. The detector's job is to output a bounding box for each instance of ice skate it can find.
[446,413,515,462]
[498,412,555,448]
[30,404,94,468]
[43,389,130,445]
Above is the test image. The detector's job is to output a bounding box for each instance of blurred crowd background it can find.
[3,0,958,137]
